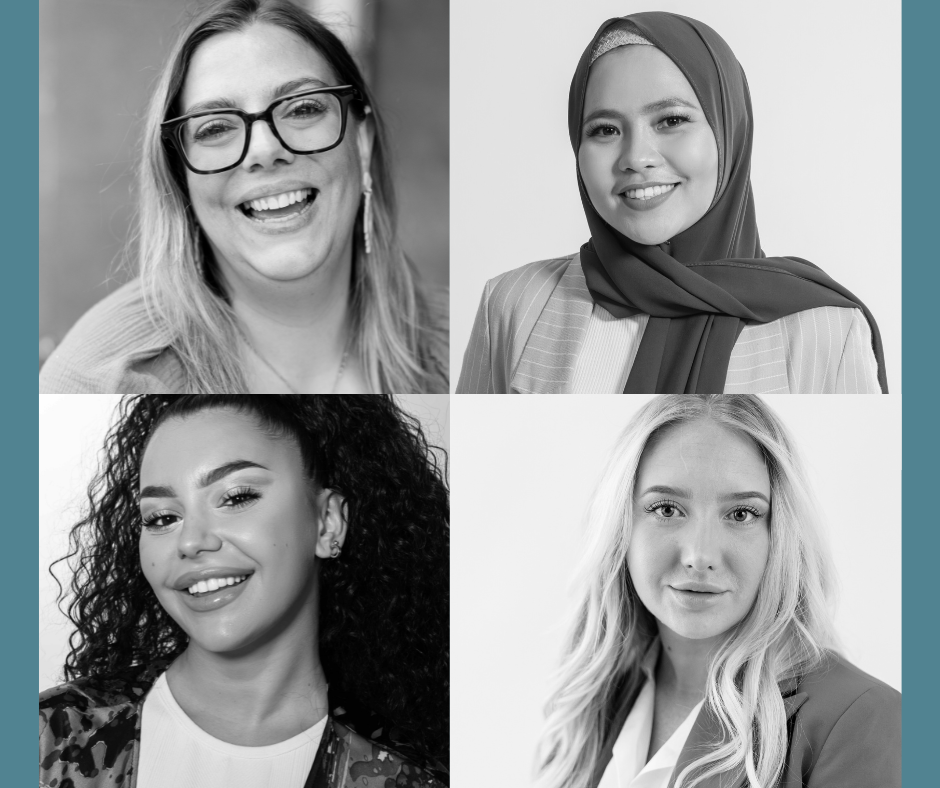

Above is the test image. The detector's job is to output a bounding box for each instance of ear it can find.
[356,107,375,186]
[314,489,348,560]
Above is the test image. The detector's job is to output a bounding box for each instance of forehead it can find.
[140,409,301,483]
[636,419,769,495]
[584,45,701,113]
[181,22,338,109]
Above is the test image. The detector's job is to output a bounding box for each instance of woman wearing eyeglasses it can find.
[39,0,447,394]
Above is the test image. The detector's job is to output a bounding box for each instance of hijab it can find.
[569,13,888,393]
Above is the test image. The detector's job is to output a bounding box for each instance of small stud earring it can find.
[362,172,374,255]
[330,539,342,558]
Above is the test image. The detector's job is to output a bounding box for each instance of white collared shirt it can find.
[598,643,705,788]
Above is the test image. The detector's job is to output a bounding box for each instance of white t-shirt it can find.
[598,644,704,788]
[137,672,326,788]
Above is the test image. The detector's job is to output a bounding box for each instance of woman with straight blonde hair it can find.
[535,395,899,788]
[40,0,447,394]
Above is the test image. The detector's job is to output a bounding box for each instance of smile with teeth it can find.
[239,188,316,220]
[624,183,677,200]
[187,575,249,596]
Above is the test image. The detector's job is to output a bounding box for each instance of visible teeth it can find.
[246,189,310,213]
[187,575,247,595]
[626,183,677,200]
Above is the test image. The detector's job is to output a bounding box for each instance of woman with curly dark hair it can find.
[40,395,448,788]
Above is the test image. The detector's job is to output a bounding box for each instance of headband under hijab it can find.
[570,13,888,393]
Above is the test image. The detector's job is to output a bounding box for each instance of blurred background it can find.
[39,0,448,368]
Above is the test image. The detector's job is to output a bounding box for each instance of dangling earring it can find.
[362,171,374,255]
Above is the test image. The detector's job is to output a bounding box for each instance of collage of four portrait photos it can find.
[38,1,902,787]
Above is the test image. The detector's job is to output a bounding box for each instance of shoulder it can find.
[480,254,576,314]
[40,663,168,784]
[776,306,869,345]
[790,651,900,733]
[330,717,447,786]
[39,279,183,394]
[40,661,167,717]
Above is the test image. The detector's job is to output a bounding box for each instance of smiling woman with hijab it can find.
[39,0,447,394]
[40,395,448,787]
[535,395,900,788]
[457,13,886,394]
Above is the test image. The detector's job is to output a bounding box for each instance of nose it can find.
[679,518,721,572]
[176,513,223,559]
[241,118,295,171]
[617,127,665,172]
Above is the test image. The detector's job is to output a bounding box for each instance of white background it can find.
[450,0,901,392]
[450,395,901,785]
[38,394,450,692]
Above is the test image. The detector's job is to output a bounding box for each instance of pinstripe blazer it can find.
[456,255,881,394]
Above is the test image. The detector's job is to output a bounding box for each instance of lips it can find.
[175,573,253,613]
[669,585,727,610]
[238,188,317,221]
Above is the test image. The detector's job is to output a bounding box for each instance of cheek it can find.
[627,528,671,587]
[186,173,227,224]
[675,131,718,196]
[730,530,770,593]
[578,147,612,198]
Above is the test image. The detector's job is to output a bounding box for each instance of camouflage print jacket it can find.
[40,661,447,788]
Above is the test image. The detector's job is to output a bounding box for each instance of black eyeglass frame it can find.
[161,85,362,175]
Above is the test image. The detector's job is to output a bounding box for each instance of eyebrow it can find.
[637,485,770,506]
[582,97,699,126]
[140,460,270,499]
[183,77,331,115]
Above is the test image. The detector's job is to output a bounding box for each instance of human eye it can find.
[585,121,620,139]
[220,486,261,510]
[644,499,684,521]
[656,113,692,131]
[190,117,240,144]
[141,510,181,532]
[725,505,765,525]
[288,98,327,116]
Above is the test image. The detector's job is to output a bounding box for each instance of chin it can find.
[244,252,329,282]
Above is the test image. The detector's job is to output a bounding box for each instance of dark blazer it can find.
[591,651,900,788]
[39,660,446,788]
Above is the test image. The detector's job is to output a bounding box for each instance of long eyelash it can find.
[731,504,765,521]
[141,510,175,529]
[664,113,692,122]
[585,122,617,137]
[222,487,261,507]
[644,498,681,514]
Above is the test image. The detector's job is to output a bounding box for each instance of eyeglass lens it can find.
[180,92,343,170]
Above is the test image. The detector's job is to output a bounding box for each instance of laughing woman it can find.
[535,395,900,788]
[40,396,448,787]
[457,12,886,394]
[39,0,447,394]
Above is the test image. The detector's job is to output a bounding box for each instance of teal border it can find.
[22,2,928,787]
[14,1,38,785]
[902,1,933,786]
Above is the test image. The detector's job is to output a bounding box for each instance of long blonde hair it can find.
[535,395,839,788]
[133,0,446,393]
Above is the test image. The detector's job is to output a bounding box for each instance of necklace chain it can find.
[244,332,351,394]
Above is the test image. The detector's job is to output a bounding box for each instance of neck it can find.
[219,256,356,392]
[655,625,723,699]
[166,581,328,740]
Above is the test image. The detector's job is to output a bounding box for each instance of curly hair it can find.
[52,395,449,764]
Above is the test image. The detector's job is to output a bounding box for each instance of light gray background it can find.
[38,394,449,691]
[450,394,901,786]
[450,0,901,392]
